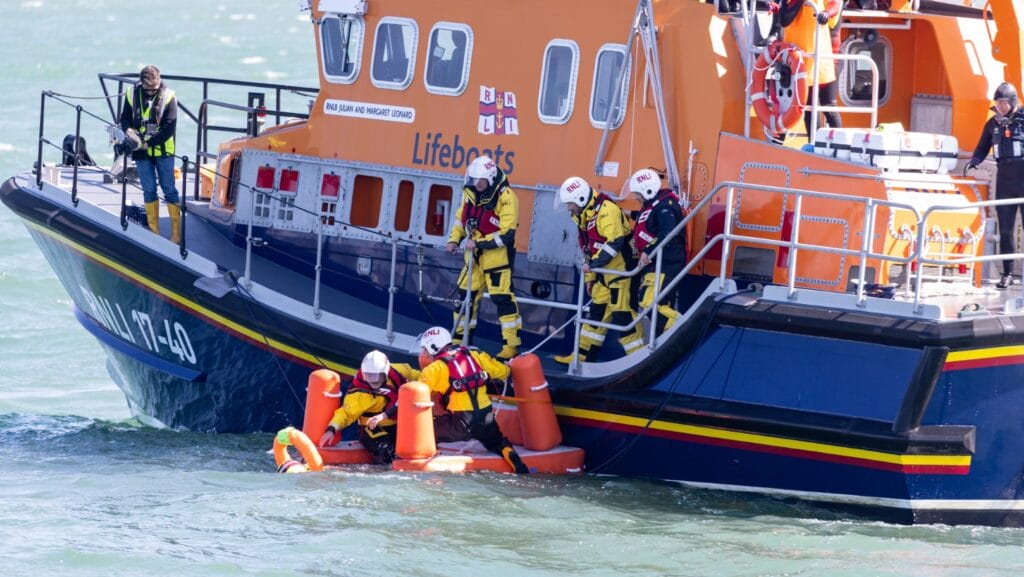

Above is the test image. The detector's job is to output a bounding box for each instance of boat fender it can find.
[396,381,437,459]
[302,369,341,445]
[273,427,324,473]
[509,353,562,451]
[751,41,806,135]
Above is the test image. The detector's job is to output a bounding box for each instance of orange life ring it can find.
[751,41,807,135]
[273,427,324,473]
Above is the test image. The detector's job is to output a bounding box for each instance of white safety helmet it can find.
[360,350,390,376]
[465,155,498,188]
[420,326,452,356]
[628,168,662,201]
[557,176,592,209]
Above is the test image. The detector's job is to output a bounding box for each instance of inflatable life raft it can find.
[272,353,585,474]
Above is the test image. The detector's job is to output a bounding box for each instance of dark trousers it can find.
[358,424,396,464]
[433,408,511,455]
[996,161,1024,275]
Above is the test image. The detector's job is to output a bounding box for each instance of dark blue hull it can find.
[7,177,1024,525]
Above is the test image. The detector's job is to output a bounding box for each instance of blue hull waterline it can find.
[7,177,1024,526]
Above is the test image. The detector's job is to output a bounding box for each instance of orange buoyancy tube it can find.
[395,381,437,460]
[273,427,324,473]
[509,353,562,451]
[751,41,807,135]
[301,369,341,444]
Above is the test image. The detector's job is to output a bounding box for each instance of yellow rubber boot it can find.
[144,201,160,235]
[167,204,182,244]
[554,347,590,365]
[496,313,521,361]
[501,446,530,474]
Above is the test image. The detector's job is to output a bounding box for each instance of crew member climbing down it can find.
[118,65,181,244]
[417,326,530,474]
[318,350,419,464]
[446,155,522,361]
[554,176,644,364]
[628,168,687,337]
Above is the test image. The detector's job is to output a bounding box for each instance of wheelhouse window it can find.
[321,15,364,84]
[839,36,891,107]
[253,165,275,220]
[589,44,630,129]
[394,180,414,233]
[537,40,579,125]
[351,175,383,229]
[424,22,472,96]
[371,17,418,90]
[276,168,299,222]
[425,184,453,239]
[320,172,341,227]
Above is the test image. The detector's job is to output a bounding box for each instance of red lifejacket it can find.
[460,198,502,236]
[577,194,612,256]
[633,189,682,253]
[348,367,406,414]
[437,346,489,410]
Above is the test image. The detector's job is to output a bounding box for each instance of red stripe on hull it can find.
[564,416,969,475]
[944,355,1024,371]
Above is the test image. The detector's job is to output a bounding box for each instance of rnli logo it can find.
[425,328,443,337]
[636,173,653,184]
[566,180,582,193]
[479,86,519,136]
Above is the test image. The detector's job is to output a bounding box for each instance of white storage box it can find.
[813,128,862,161]
[849,130,958,173]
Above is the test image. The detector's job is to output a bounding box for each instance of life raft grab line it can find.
[273,427,324,473]
[751,41,807,136]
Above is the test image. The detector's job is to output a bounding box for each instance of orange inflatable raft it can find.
[274,355,584,474]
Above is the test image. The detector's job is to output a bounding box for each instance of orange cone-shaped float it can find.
[510,353,562,451]
[302,369,341,443]
[396,381,436,459]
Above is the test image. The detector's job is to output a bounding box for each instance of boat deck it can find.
[22,164,1024,362]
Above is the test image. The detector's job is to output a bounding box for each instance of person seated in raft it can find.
[417,326,530,474]
[318,350,419,464]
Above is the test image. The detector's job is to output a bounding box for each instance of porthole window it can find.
[589,44,631,129]
[321,15,364,84]
[537,40,579,125]
[371,17,418,90]
[838,36,891,107]
[424,22,473,96]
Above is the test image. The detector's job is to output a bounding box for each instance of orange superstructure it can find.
[203,0,1010,298]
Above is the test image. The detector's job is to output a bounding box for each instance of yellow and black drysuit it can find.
[419,344,529,473]
[448,167,521,358]
[324,363,419,464]
[118,81,181,242]
[559,193,644,363]
[633,189,687,335]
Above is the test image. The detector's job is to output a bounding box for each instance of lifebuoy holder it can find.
[751,41,807,135]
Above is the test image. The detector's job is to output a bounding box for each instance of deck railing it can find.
[31,73,1017,373]
[34,74,318,261]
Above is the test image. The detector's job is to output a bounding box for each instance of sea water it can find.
[1,1,1023,575]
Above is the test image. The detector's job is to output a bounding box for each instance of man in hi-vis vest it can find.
[119,65,181,244]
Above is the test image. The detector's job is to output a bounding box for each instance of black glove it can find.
[966,159,980,170]
[816,10,830,24]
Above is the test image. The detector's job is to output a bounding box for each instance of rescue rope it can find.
[227,272,321,415]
